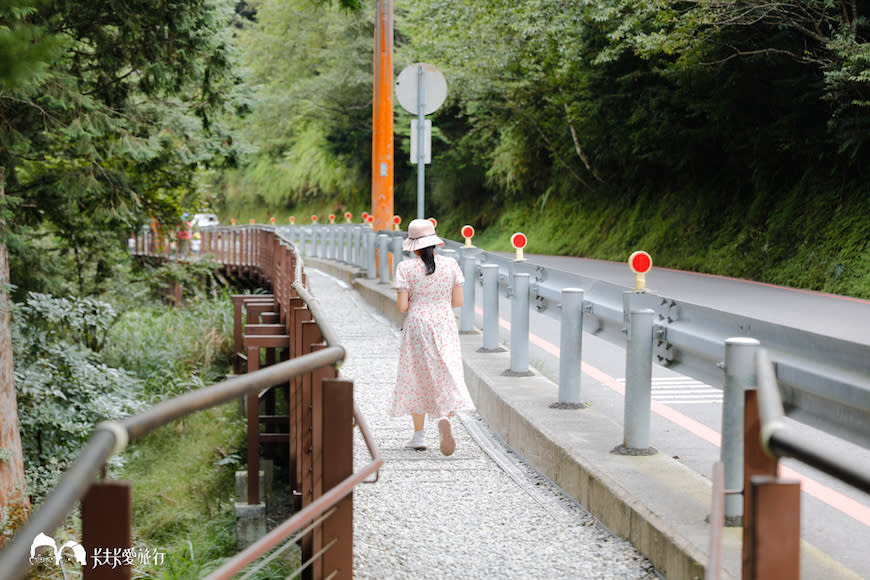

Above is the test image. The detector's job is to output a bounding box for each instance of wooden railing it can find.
[0,226,382,580]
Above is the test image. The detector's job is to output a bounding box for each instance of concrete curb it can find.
[305,256,861,580]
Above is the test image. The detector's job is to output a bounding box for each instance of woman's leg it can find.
[412,414,425,431]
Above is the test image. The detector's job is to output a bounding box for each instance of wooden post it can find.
[742,388,779,577]
[246,344,260,505]
[82,480,132,580]
[320,379,354,579]
[299,320,322,580]
[748,476,801,579]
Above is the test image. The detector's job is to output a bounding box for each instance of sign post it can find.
[396,63,447,219]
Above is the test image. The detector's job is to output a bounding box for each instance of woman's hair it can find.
[419,245,436,275]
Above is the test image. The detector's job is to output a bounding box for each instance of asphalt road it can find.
[481,252,870,578]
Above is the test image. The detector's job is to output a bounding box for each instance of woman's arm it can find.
[397,290,410,313]
[451,284,464,308]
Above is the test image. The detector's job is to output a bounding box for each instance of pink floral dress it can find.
[390,254,475,418]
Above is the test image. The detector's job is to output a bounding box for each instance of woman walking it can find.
[390,219,475,456]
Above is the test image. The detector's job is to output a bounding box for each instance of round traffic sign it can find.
[362,211,369,220]
[511,232,528,249]
[345,212,352,220]
[392,215,402,225]
[428,217,438,228]
[289,216,295,224]
[395,63,448,116]
[312,215,318,222]
[461,225,475,239]
[629,251,652,274]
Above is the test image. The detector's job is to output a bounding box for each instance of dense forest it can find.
[1,0,869,569]
[3,0,869,299]
[223,0,870,298]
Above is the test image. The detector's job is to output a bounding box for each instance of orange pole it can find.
[372,0,394,232]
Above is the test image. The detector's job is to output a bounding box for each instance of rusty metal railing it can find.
[1,227,383,580]
[206,400,381,580]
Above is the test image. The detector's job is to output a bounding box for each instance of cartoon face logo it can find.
[29,532,87,566]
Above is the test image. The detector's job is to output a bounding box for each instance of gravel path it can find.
[306,269,660,580]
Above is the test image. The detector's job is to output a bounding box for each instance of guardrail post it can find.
[391,235,403,278]
[82,480,132,580]
[377,234,390,283]
[506,272,532,375]
[299,320,322,574]
[558,288,584,406]
[723,337,760,522]
[337,226,346,263]
[352,226,361,267]
[479,264,503,352]
[313,224,326,258]
[246,343,261,506]
[299,228,308,257]
[460,255,477,333]
[623,308,655,451]
[366,229,377,279]
[327,226,336,260]
[747,476,801,580]
[741,386,780,578]
[319,378,354,579]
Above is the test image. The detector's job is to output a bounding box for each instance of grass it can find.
[120,406,298,578]
[106,291,299,579]
[122,403,245,579]
[102,293,235,399]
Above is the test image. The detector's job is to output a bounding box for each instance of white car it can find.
[190,213,220,228]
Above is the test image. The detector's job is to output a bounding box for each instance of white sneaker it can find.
[438,418,455,456]
[405,430,426,450]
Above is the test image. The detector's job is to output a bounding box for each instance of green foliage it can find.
[123,402,297,579]
[1,0,243,297]
[212,0,870,298]
[122,404,245,577]
[12,293,145,502]
[216,0,373,212]
[102,293,234,399]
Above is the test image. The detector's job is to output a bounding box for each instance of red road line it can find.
[479,306,870,527]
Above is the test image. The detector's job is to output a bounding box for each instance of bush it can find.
[12,293,145,503]
[101,292,235,399]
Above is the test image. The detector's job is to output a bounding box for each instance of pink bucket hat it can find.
[402,218,444,252]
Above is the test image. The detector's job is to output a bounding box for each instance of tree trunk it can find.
[0,169,29,544]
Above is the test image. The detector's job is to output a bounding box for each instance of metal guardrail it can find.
[284,222,870,580]
[281,223,870,453]
[756,349,870,494]
[1,227,383,580]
